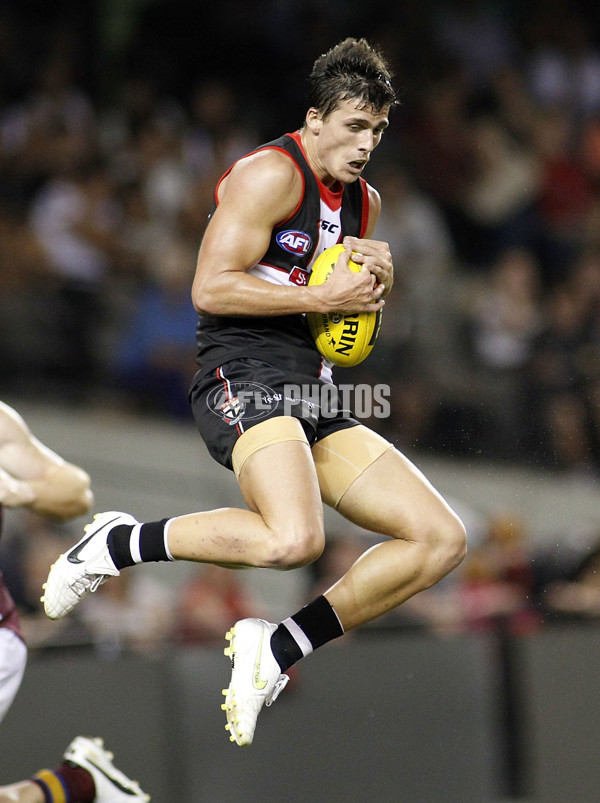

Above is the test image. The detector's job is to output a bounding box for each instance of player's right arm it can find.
[191,149,383,317]
[0,401,93,521]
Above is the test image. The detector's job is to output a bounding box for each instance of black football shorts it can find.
[189,357,359,470]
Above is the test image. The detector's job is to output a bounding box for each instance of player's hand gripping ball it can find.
[307,244,382,367]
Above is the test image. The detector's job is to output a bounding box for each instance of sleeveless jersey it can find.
[0,505,24,642]
[194,131,370,380]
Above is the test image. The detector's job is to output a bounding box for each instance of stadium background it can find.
[1,1,600,800]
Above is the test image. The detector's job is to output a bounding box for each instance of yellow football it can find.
[307,244,382,367]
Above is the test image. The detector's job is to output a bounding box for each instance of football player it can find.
[43,38,466,748]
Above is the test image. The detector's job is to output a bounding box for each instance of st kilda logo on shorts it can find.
[206,381,279,426]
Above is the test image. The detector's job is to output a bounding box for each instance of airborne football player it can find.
[43,38,466,748]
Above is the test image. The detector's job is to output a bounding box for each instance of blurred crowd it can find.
[2,0,600,476]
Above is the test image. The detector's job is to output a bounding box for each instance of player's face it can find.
[307,98,389,187]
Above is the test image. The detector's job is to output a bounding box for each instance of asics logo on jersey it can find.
[276,230,312,255]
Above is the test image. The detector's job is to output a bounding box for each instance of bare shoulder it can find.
[218,148,303,220]
[228,147,302,187]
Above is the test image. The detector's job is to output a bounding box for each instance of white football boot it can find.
[63,736,150,802]
[42,511,138,619]
[222,618,289,746]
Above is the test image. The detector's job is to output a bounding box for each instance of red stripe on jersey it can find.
[288,131,344,211]
[358,178,369,236]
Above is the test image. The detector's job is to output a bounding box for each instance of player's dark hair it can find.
[307,38,397,118]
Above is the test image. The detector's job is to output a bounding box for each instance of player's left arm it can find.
[342,183,394,298]
[0,402,93,521]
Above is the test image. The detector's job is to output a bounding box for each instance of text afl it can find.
[276,230,312,255]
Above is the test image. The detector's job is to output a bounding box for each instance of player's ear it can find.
[305,108,323,134]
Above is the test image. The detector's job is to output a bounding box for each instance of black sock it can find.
[270,595,344,672]
[107,519,174,570]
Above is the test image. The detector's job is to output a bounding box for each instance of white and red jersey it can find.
[194,131,369,381]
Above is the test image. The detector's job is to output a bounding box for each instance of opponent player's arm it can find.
[342,184,394,298]
[0,402,93,521]
[192,150,384,317]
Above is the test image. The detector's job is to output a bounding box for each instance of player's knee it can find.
[444,513,467,569]
[266,522,325,569]
[428,512,467,581]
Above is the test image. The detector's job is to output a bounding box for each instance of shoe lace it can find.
[89,574,108,593]
[266,673,289,707]
[68,573,107,597]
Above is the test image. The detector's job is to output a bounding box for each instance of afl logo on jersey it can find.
[276,230,312,255]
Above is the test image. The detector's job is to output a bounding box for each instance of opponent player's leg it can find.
[0,735,149,802]
[0,782,43,803]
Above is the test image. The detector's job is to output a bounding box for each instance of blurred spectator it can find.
[174,564,266,646]
[568,247,600,323]
[462,247,544,373]
[133,116,191,225]
[372,160,457,380]
[461,116,541,265]
[458,247,544,456]
[487,65,539,144]
[110,238,198,418]
[402,67,476,263]
[525,279,599,474]
[183,79,259,182]
[115,179,169,278]
[580,116,600,193]
[28,156,124,401]
[528,106,596,286]
[352,160,463,452]
[0,52,95,205]
[97,75,184,158]
[542,536,600,622]
[0,206,51,390]
[431,0,518,91]
[525,7,600,120]
[456,513,540,635]
[78,568,175,656]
